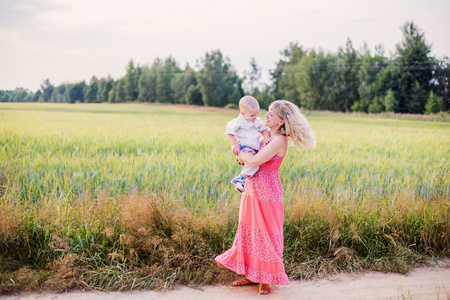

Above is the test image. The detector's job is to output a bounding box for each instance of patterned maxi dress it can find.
[215,144,289,285]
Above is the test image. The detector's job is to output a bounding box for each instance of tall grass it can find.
[0,103,449,293]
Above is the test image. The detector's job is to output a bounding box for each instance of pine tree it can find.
[124,60,138,102]
[432,57,450,111]
[392,22,433,113]
[84,76,99,103]
[368,96,384,113]
[424,91,442,114]
[384,89,398,112]
[334,38,360,111]
[409,81,427,114]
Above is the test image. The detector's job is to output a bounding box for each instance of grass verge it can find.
[0,189,448,294]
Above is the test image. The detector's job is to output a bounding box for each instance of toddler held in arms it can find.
[225,96,270,193]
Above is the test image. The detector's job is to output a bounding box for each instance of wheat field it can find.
[0,103,449,292]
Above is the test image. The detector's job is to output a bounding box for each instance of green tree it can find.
[108,81,118,103]
[244,57,262,95]
[294,50,337,110]
[185,84,203,105]
[432,56,450,111]
[104,78,114,103]
[40,79,54,102]
[197,50,243,107]
[124,60,139,102]
[371,66,393,97]
[271,42,307,100]
[8,88,29,102]
[392,22,433,113]
[156,57,181,103]
[334,38,360,111]
[115,79,126,103]
[409,80,428,114]
[138,59,161,102]
[138,67,156,102]
[253,84,274,110]
[184,65,198,89]
[0,92,10,102]
[51,84,68,103]
[32,90,42,102]
[424,91,442,114]
[24,92,34,102]
[170,73,185,104]
[356,51,372,111]
[97,79,106,102]
[84,76,99,103]
[69,81,86,103]
[384,89,398,112]
[98,77,114,103]
[351,48,392,112]
[368,96,384,113]
[170,64,197,104]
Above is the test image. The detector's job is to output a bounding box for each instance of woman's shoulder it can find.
[272,134,288,144]
[269,135,288,156]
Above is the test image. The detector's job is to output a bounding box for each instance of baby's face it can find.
[241,107,260,122]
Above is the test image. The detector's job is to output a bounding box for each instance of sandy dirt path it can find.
[4,260,450,300]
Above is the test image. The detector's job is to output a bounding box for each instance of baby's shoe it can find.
[230,175,245,193]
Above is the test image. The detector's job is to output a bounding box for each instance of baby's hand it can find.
[232,144,240,155]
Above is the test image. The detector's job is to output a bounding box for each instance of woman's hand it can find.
[238,135,287,167]
[263,137,272,145]
[236,149,256,166]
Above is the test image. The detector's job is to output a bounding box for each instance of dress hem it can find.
[214,255,289,285]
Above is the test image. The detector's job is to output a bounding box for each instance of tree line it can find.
[1,22,448,114]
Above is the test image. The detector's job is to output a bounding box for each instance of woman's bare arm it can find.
[238,136,286,167]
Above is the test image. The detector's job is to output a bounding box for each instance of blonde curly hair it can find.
[269,100,316,148]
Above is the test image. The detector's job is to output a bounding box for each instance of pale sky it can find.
[1,0,449,92]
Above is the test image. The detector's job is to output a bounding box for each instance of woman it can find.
[215,100,316,295]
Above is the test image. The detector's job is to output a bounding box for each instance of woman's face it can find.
[264,107,284,129]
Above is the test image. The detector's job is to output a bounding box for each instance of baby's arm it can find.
[227,134,240,155]
[261,129,271,145]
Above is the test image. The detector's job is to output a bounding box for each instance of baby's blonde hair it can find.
[239,95,259,111]
[269,100,316,148]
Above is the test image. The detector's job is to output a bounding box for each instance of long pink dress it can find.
[215,143,289,285]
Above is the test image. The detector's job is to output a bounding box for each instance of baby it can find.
[225,96,270,192]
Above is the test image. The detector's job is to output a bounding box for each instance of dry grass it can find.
[284,190,449,279]
[0,189,241,293]
[0,189,448,294]
[0,199,21,241]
